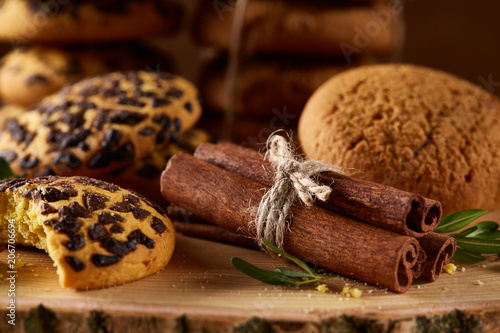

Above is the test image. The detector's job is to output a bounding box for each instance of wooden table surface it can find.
[1,212,500,333]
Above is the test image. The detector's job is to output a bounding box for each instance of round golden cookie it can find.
[298,64,500,213]
[0,71,202,178]
[0,176,175,289]
[0,0,182,44]
[0,44,173,107]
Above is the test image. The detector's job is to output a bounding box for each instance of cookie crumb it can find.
[477,280,484,286]
[443,263,457,275]
[443,287,449,291]
[461,267,466,272]
[316,284,329,293]
[342,283,362,298]
[15,260,25,269]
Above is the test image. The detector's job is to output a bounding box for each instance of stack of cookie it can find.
[0,0,182,107]
[192,0,404,145]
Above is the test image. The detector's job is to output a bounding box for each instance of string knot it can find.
[254,133,343,249]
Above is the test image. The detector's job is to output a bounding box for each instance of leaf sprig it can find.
[435,209,500,262]
[231,239,327,286]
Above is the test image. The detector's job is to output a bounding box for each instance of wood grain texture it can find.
[0,228,500,332]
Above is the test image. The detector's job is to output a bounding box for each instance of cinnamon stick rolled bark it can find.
[161,152,425,293]
[418,233,457,281]
[194,142,442,238]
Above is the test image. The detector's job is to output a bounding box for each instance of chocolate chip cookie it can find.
[298,64,500,213]
[0,70,202,178]
[0,0,182,44]
[0,176,175,289]
[0,44,173,107]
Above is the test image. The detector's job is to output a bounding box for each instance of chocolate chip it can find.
[40,203,57,215]
[172,118,182,141]
[41,167,56,176]
[41,188,67,202]
[109,224,124,233]
[110,202,132,213]
[44,216,80,235]
[123,194,140,206]
[152,98,170,107]
[20,155,39,169]
[128,229,155,249]
[92,110,108,131]
[184,102,193,113]
[68,202,90,218]
[27,74,48,85]
[88,152,111,169]
[132,208,150,220]
[109,110,147,125]
[156,121,171,144]
[74,177,120,192]
[53,152,81,169]
[82,191,108,212]
[101,237,136,256]
[98,212,123,224]
[65,234,85,251]
[151,216,167,234]
[76,101,97,111]
[0,151,17,163]
[92,254,121,267]
[153,114,170,125]
[116,98,146,108]
[7,119,26,143]
[138,127,154,136]
[166,87,184,98]
[139,90,156,98]
[89,223,107,241]
[78,141,90,151]
[112,143,134,162]
[101,129,122,150]
[65,256,85,272]
[60,112,84,129]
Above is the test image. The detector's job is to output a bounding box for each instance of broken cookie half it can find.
[0,176,175,289]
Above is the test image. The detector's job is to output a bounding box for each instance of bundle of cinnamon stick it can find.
[161,142,456,293]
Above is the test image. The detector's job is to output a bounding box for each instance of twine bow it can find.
[254,133,343,250]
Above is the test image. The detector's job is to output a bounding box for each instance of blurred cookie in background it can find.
[0,43,173,107]
[0,0,183,44]
[200,55,377,119]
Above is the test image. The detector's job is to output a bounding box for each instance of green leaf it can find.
[231,257,296,286]
[452,226,478,239]
[274,268,316,279]
[461,221,499,238]
[480,231,500,240]
[261,238,317,277]
[456,238,500,254]
[0,157,14,180]
[434,209,488,233]
[453,248,485,262]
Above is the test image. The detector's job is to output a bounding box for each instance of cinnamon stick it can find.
[161,152,425,293]
[194,142,442,238]
[418,233,457,281]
